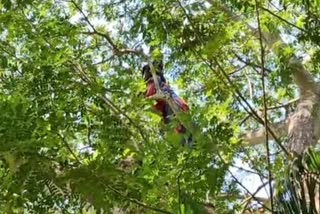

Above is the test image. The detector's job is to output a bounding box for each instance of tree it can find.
[0,0,320,213]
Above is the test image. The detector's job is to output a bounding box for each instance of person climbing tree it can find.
[142,61,191,143]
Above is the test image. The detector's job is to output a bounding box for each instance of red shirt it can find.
[145,78,189,133]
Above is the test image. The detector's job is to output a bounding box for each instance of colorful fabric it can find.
[145,76,189,133]
[145,77,188,112]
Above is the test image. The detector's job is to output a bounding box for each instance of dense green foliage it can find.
[0,0,320,213]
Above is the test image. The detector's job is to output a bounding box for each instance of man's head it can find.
[141,60,165,82]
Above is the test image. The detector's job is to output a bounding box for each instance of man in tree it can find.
[142,61,191,143]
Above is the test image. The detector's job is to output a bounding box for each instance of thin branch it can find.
[233,52,273,74]
[230,163,268,178]
[92,55,115,65]
[215,152,271,211]
[209,57,289,154]
[244,68,253,100]
[57,133,82,164]
[226,165,272,211]
[70,0,116,49]
[260,6,306,32]
[228,64,248,75]
[255,1,274,212]
[240,181,270,214]
[57,155,172,213]
[0,44,23,62]
[71,1,142,57]
[239,114,251,126]
[268,1,283,12]
[87,118,92,147]
[236,95,287,150]
[98,94,149,145]
[261,98,299,111]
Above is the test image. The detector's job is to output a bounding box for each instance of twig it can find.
[70,0,117,50]
[233,52,273,74]
[207,57,289,154]
[230,163,268,178]
[0,44,23,62]
[92,55,115,65]
[260,6,306,32]
[244,68,253,99]
[87,118,92,147]
[227,168,272,211]
[218,153,271,211]
[57,133,82,164]
[228,64,248,75]
[265,98,299,111]
[268,1,283,12]
[255,2,274,212]
[239,114,251,126]
[71,1,142,56]
[240,181,270,214]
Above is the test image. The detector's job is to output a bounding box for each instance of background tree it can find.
[0,0,320,213]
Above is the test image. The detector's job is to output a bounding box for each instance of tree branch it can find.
[242,120,288,146]
[260,6,305,32]
[71,1,142,57]
[232,52,273,74]
[264,98,299,111]
[240,181,270,214]
[241,99,298,147]
[227,167,272,211]
[255,2,274,210]
[70,1,116,49]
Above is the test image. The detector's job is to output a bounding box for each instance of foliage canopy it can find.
[1,0,320,213]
